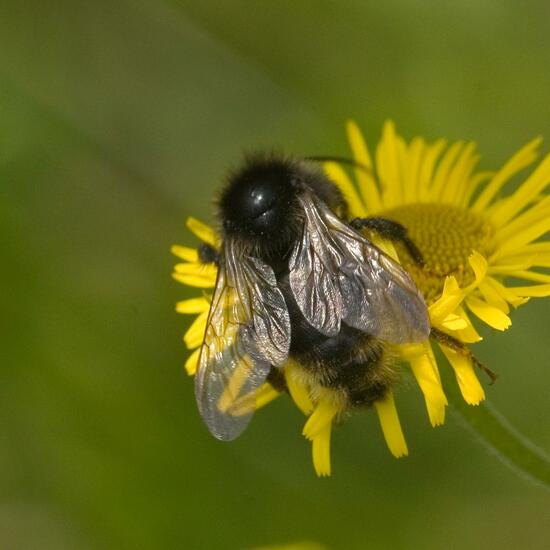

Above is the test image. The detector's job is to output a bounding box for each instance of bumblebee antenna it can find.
[305,156,374,177]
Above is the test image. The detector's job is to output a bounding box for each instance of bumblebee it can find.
[195,154,431,440]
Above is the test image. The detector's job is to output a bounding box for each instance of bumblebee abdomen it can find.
[291,324,397,407]
[280,274,398,408]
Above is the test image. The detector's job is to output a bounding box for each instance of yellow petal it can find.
[255,383,280,410]
[311,423,332,477]
[418,138,447,201]
[465,295,511,331]
[285,360,314,415]
[440,142,478,205]
[171,245,199,262]
[496,251,550,268]
[465,251,488,290]
[429,276,465,326]
[492,217,550,258]
[346,119,382,211]
[374,391,408,458]
[186,217,217,247]
[453,306,483,343]
[176,296,210,314]
[376,120,405,207]
[218,355,268,416]
[183,310,208,349]
[323,162,367,218]
[483,277,529,308]
[472,136,542,212]
[172,272,216,288]
[507,284,550,297]
[184,348,201,376]
[174,262,217,278]
[229,382,281,416]
[493,195,550,244]
[478,281,510,314]
[489,151,550,227]
[506,270,550,284]
[498,241,550,259]
[429,141,464,200]
[372,238,400,262]
[460,170,494,207]
[440,312,469,331]
[302,398,339,441]
[440,346,485,405]
[407,344,448,426]
[402,137,424,203]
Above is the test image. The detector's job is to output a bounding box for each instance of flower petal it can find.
[376,120,406,207]
[184,348,201,376]
[465,295,512,331]
[507,284,550,297]
[255,384,281,410]
[489,151,550,228]
[171,245,199,262]
[285,360,314,415]
[183,310,208,349]
[472,136,542,212]
[323,162,367,218]
[346,119,382,211]
[186,217,217,247]
[172,272,217,288]
[418,139,447,201]
[405,344,448,427]
[176,296,210,314]
[453,306,483,343]
[312,423,333,477]
[303,399,339,441]
[374,391,408,458]
[430,141,464,200]
[483,277,529,308]
[440,142,478,205]
[440,347,485,405]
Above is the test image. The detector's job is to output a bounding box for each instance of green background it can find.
[2,1,550,548]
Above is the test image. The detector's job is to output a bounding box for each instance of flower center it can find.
[379,203,496,302]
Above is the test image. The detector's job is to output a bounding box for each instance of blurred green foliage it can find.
[1,1,549,548]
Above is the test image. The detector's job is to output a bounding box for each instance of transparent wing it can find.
[289,190,430,343]
[195,240,290,441]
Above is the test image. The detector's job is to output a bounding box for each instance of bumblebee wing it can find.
[289,191,430,343]
[195,240,290,441]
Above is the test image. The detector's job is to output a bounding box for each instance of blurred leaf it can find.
[442,359,550,490]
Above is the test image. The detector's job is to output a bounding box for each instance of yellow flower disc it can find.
[381,203,496,301]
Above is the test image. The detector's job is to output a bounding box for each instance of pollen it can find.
[381,203,496,302]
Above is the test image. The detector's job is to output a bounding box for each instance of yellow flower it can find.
[173,121,550,477]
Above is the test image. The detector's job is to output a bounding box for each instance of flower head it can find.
[173,121,550,476]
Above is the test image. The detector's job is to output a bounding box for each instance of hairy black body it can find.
[194,154,491,441]
[216,154,405,407]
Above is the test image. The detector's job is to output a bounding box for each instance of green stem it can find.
[441,364,550,489]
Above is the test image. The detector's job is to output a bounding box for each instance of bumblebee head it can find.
[219,155,299,237]
[218,154,348,259]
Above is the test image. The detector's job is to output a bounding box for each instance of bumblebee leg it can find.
[350,217,424,266]
[198,243,219,265]
[430,327,498,384]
